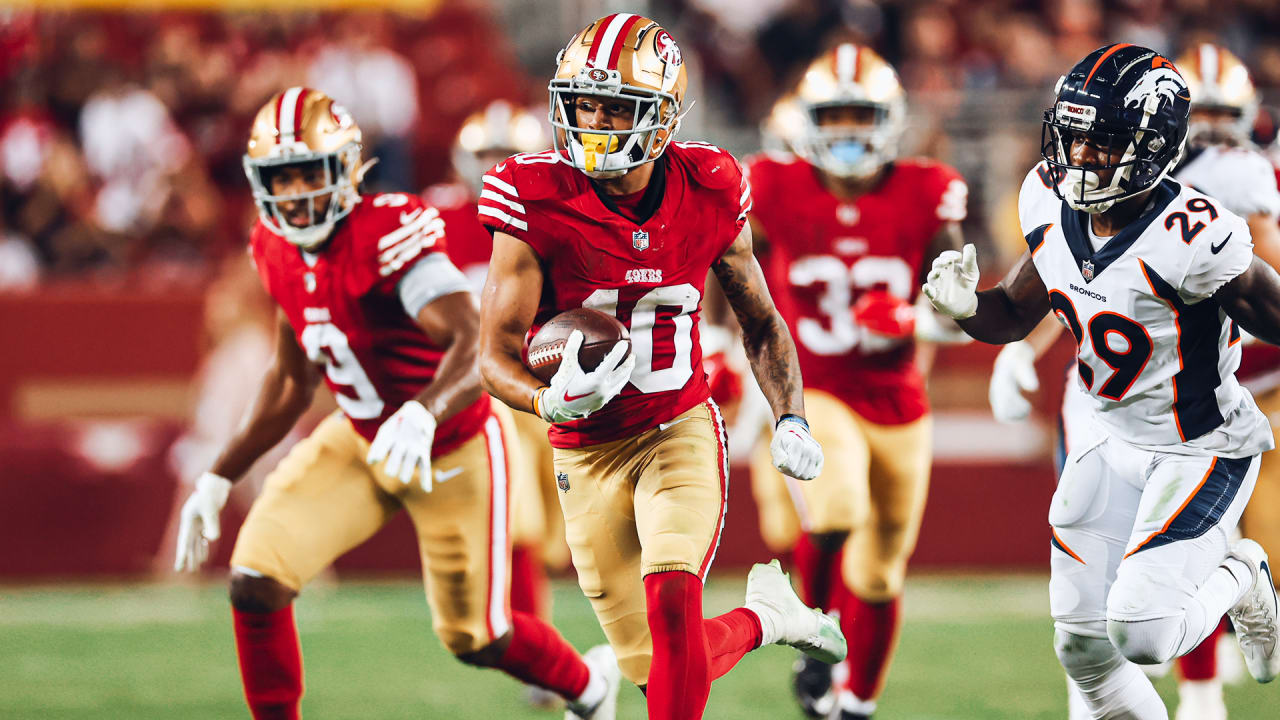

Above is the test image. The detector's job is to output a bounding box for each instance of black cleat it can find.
[791,653,834,718]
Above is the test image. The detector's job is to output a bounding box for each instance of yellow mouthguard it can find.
[580,133,619,172]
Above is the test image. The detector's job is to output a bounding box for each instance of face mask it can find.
[829,140,868,167]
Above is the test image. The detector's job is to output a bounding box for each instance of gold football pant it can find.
[230,407,519,655]
[751,389,932,600]
[552,400,729,685]
[1242,386,1280,589]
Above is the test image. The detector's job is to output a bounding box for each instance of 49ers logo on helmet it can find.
[654,30,682,66]
[588,68,610,82]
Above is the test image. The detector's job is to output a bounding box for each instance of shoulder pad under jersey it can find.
[492,152,577,202]
[671,141,742,190]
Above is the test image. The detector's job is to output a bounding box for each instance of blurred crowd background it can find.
[3,0,1280,580]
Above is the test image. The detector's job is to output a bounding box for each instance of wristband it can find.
[777,413,808,431]
[532,386,549,421]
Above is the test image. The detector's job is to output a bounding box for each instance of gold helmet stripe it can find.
[836,43,857,86]
[588,12,641,70]
[276,86,308,144]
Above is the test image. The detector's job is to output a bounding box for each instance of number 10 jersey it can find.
[478,142,751,448]
[1019,163,1271,457]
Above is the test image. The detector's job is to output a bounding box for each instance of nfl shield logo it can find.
[632,229,650,251]
[557,472,570,493]
[1081,259,1095,282]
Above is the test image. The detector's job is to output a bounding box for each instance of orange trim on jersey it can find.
[1084,44,1134,89]
[1052,529,1086,565]
[1125,457,1218,558]
[1031,223,1054,256]
[1140,261,1187,442]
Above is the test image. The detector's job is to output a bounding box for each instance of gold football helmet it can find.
[765,43,906,180]
[549,13,688,178]
[243,87,367,250]
[1176,43,1259,146]
[453,100,547,192]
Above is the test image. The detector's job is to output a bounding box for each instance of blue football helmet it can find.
[1041,43,1191,214]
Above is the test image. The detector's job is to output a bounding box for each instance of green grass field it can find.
[2,574,1276,719]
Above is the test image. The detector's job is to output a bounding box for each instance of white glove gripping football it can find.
[536,330,635,424]
[367,400,438,491]
[174,471,233,572]
[988,341,1041,424]
[922,243,979,320]
[771,415,824,481]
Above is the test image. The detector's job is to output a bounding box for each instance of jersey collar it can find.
[1060,179,1179,283]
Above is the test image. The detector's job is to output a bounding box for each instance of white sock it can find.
[836,690,876,715]
[1066,674,1091,720]
[1060,634,1167,719]
[744,604,780,646]
[572,662,607,710]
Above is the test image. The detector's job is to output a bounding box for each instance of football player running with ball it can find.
[926,45,1280,719]
[173,88,619,720]
[477,14,845,720]
[987,43,1280,720]
[745,44,969,720]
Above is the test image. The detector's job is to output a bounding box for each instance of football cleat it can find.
[565,644,620,720]
[524,684,563,711]
[791,654,835,718]
[831,690,877,720]
[745,559,847,665]
[1226,539,1280,683]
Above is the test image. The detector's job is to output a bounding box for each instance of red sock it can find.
[496,611,591,700]
[705,608,762,680]
[838,590,901,701]
[644,571,712,720]
[791,534,842,611]
[232,605,304,720]
[510,545,549,620]
[1178,618,1224,681]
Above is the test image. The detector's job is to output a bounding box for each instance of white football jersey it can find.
[1176,145,1280,220]
[1020,163,1272,457]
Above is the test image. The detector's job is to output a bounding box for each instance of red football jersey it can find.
[478,142,751,448]
[424,182,494,292]
[747,152,967,424]
[249,192,490,455]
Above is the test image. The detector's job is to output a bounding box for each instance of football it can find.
[526,308,631,383]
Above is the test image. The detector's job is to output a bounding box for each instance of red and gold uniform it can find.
[232,192,518,654]
[479,140,749,683]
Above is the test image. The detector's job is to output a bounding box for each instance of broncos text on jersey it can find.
[747,151,967,424]
[1021,162,1272,456]
[477,142,751,448]
[250,192,489,455]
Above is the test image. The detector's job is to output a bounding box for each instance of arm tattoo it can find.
[712,253,805,420]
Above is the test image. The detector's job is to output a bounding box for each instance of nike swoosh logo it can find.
[400,208,424,225]
[564,390,592,403]
[433,467,463,483]
[495,163,507,172]
[658,417,692,431]
[1210,232,1232,255]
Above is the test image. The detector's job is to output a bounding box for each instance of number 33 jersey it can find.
[1019,163,1272,457]
[249,193,490,456]
[478,142,751,448]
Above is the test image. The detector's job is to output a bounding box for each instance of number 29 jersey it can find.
[478,142,751,448]
[1019,164,1272,457]
[250,193,490,456]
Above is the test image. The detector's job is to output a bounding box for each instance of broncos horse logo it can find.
[1122,67,1187,110]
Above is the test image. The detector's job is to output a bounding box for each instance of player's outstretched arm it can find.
[410,291,484,422]
[175,311,320,571]
[478,231,546,416]
[712,222,803,420]
[1215,256,1280,346]
[924,246,1051,345]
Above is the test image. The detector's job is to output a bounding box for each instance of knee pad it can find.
[1106,617,1180,666]
[1054,628,1121,679]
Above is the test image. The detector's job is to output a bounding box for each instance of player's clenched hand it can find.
[174,471,232,572]
[537,330,635,423]
[922,243,979,319]
[989,341,1040,423]
[367,400,437,491]
[771,416,823,481]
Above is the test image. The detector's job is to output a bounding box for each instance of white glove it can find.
[914,295,972,344]
[922,243,979,319]
[771,416,823,481]
[174,471,233,572]
[537,330,635,423]
[988,341,1040,423]
[367,400,437,491]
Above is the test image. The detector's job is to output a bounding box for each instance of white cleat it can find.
[1174,679,1226,720]
[565,644,620,720]
[1226,539,1280,683]
[745,559,847,665]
